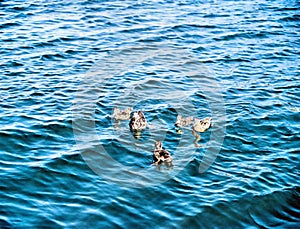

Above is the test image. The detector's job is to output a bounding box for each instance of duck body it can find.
[174,115,194,128]
[112,107,133,120]
[152,141,173,165]
[193,117,211,132]
[129,111,147,132]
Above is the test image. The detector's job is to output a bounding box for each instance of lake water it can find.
[1,0,299,228]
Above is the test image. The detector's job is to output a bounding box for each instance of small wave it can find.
[179,187,300,228]
[171,24,217,31]
[0,219,11,229]
[213,31,270,41]
[203,13,231,18]
[279,14,300,22]
[249,187,300,228]
[40,53,65,60]
[4,61,24,67]
[33,41,57,48]
[275,7,299,12]
[0,22,22,29]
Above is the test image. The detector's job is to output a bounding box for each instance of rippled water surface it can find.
[1,0,299,228]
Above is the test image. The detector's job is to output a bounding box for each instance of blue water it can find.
[1,0,300,228]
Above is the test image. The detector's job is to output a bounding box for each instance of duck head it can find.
[155,141,163,150]
[174,115,183,127]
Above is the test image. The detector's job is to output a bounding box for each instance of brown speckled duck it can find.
[152,141,173,165]
[129,111,147,132]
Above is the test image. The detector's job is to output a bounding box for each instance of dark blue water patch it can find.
[64,49,85,55]
[103,139,152,167]
[275,7,300,12]
[0,218,11,229]
[55,36,97,42]
[136,35,174,43]
[32,40,59,48]
[40,53,66,61]
[2,60,24,67]
[122,16,152,25]
[192,45,207,52]
[171,24,217,32]
[213,30,270,42]
[279,14,300,22]
[0,121,74,156]
[203,13,231,18]
[5,4,30,12]
[120,25,159,34]
[178,187,300,228]
[0,21,22,29]
[0,154,97,225]
[249,187,300,228]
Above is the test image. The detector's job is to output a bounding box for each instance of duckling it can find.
[129,111,147,132]
[193,117,211,133]
[112,107,133,121]
[174,115,194,128]
[192,131,201,148]
[152,141,173,165]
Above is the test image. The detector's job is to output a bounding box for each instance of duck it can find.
[193,117,211,133]
[112,107,133,121]
[152,141,173,165]
[174,115,194,128]
[129,111,147,132]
